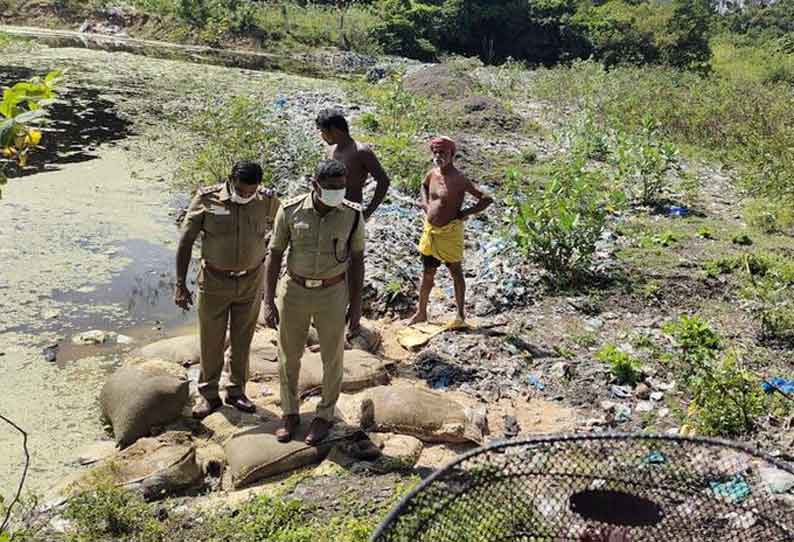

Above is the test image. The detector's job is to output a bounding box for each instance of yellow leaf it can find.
[28,129,42,146]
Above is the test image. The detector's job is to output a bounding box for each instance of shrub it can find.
[176,96,322,191]
[350,75,433,194]
[610,115,680,206]
[508,157,607,285]
[743,197,794,235]
[687,351,766,436]
[596,344,643,385]
[63,484,166,541]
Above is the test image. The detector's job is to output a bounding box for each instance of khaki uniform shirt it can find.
[269,192,365,279]
[181,181,280,269]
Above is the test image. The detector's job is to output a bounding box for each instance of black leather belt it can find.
[203,261,262,278]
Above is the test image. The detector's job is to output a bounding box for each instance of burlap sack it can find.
[101,360,189,447]
[56,432,202,500]
[336,385,487,444]
[346,322,382,353]
[136,335,202,367]
[248,349,389,396]
[224,416,358,488]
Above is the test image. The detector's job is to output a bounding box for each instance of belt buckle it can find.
[230,270,247,278]
[305,278,323,289]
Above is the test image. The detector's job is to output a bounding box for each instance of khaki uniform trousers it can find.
[277,275,347,421]
[197,265,264,400]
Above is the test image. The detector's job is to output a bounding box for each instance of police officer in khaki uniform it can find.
[263,159,364,445]
[175,161,280,419]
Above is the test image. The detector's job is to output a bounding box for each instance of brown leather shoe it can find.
[276,415,300,443]
[192,396,222,420]
[305,417,332,445]
[225,394,256,413]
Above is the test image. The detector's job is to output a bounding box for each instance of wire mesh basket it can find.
[372,433,794,542]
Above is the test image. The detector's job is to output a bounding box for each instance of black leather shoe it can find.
[225,394,256,413]
[192,396,223,419]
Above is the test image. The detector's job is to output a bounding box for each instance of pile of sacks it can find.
[77,319,489,500]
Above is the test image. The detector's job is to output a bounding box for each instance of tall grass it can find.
[529,59,794,200]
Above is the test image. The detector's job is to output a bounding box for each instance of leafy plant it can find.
[0,70,63,198]
[596,344,643,385]
[177,95,322,191]
[611,115,680,206]
[687,351,766,436]
[509,157,607,285]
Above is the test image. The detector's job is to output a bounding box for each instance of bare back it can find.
[425,167,468,227]
[328,141,371,204]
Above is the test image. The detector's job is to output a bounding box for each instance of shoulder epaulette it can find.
[258,186,276,198]
[198,183,223,196]
[283,194,308,208]
[342,199,363,213]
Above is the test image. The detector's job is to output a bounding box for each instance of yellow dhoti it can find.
[418,219,464,263]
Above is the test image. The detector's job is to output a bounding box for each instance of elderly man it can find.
[175,161,280,419]
[262,159,365,445]
[409,136,493,327]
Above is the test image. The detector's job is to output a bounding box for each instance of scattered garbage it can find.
[759,466,794,494]
[763,378,794,396]
[710,475,751,504]
[527,374,545,391]
[609,385,632,399]
[643,451,666,465]
[666,205,690,217]
[72,330,133,346]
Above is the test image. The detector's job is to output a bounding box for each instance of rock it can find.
[759,466,794,494]
[584,317,604,331]
[650,391,664,401]
[42,344,58,362]
[72,330,117,345]
[634,383,651,400]
[366,65,390,83]
[635,401,655,413]
[503,415,520,439]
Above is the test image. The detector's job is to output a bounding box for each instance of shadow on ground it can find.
[0,65,134,176]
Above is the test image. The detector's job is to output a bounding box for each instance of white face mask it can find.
[318,187,346,207]
[231,186,256,205]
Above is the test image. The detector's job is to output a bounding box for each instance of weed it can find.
[570,332,598,348]
[744,197,794,235]
[596,344,643,386]
[732,233,753,246]
[640,280,662,301]
[508,157,607,285]
[698,225,714,239]
[687,351,766,437]
[63,483,166,541]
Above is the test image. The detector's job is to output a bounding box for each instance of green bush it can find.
[744,197,794,235]
[596,344,643,385]
[350,75,433,194]
[176,96,322,191]
[611,115,680,206]
[63,484,166,542]
[508,158,607,285]
[687,352,766,436]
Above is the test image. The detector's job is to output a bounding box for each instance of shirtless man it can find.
[315,108,391,220]
[409,136,493,326]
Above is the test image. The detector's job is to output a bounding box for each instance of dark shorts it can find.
[421,253,442,269]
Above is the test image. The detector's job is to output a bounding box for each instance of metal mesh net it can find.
[372,434,794,542]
